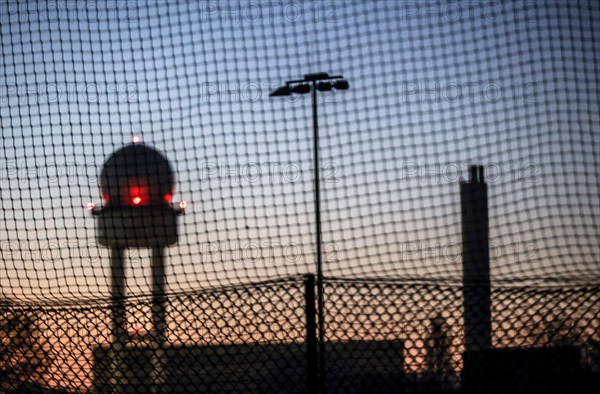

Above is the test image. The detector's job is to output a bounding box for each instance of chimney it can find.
[461,165,492,352]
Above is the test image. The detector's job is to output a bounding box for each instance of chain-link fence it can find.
[2,277,598,392]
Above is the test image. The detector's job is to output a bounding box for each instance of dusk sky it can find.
[1,1,599,302]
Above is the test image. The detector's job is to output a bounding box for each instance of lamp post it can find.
[271,73,349,393]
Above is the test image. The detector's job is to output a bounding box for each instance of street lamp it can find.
[271,72,349,393]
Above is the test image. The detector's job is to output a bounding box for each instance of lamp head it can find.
[334,80,349,90]
[291,84,311,94]
[270,86,292,96]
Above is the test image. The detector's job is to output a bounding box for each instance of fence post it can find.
[304,274,319,394]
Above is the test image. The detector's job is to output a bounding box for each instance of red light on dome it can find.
[102,194,109,203]
[128,185,147,206]
[164,193,172,203]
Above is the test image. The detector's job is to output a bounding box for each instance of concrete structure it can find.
[91,142,184,394]
[459,166,594,393]
[93,340,404,394]
[462,346,588,394]
[460,165,492,352]
[96,143,180,248]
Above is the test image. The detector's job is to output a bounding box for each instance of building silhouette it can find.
[93,340,404,393]
[460,165,492,353]
[459,165,594,394]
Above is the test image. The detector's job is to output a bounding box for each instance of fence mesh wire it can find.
[1,0,599,393]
